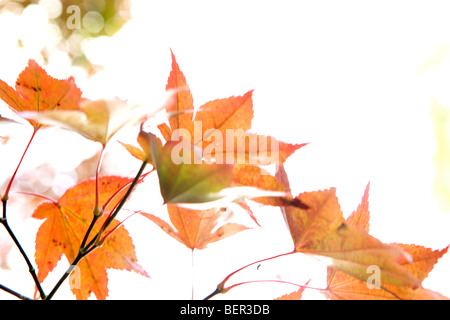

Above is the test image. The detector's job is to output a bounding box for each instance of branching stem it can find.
[45,160,148,300]
[203,251,295,300]
[45,251,83,300]
[0,202,46,299]
[222,252,294,286]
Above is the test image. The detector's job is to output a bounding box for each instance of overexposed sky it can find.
[0,0,449,300]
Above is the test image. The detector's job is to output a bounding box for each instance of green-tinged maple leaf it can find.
[276,165,420,290]
[140,204,248,250]
[325,184,449,299]
[32,176,149,300]
[326,243,449,300]
[0,59,82,129]
[304,222,420,289]
[149,135,234,204]
[282,188,345,249]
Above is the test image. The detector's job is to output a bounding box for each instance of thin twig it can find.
[0,211,46,299]
[0,128,45,299]
[0,283,32,300]
[220,251,294,287]
[45,252,83,300]
[79,214,100,250]
[102,161,148,230]
[203,251,295,300]
[203,287,222,300]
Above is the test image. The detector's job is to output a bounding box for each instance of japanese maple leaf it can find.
[231,165,291,206]
[326,243,449,300]
[21,98,149,147]
[32,176,149,300]
[325,183,450,300]
[200,133,308,166]
[275,166,420,289]
[119,51,306,210]
[0,60,82,129]
[156,51,305,165]
[147,132,234,204]
[227,164,309,226]
[161,49,195,137]
[140,204,248,250]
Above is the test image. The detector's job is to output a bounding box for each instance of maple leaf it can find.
[346,182,370,232]
[32,176,148,300]
[157,51,304,166]
[276,166,420,290]
[201,132,308,166]
[140,204,248,250]
[193,90,254,145]
[119,128,163,165]
[149,135,234,204]
[119,141,147,163]
[282,188,345,249]
[0,60,82,129]
[20,98,150,147]
[230,164,308,213]
[161,49,195,137]
[305,222,420,289]
[325,183,450,300]
[326,243,449,300]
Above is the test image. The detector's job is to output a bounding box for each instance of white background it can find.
[0,0,449,300]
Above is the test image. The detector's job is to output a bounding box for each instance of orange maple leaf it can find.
[229,164,308,215]
[346,182,370,232]
[154,51,305,166]
[140,204,248,250]
[0,60,82,129]
[162,49,195,136]
[32,176,149,300]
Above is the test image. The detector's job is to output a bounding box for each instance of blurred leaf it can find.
[20,98,149,146]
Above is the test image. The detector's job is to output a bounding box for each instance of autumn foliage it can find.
[0,53,448,300]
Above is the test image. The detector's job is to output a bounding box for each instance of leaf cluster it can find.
[0,54,448,300]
